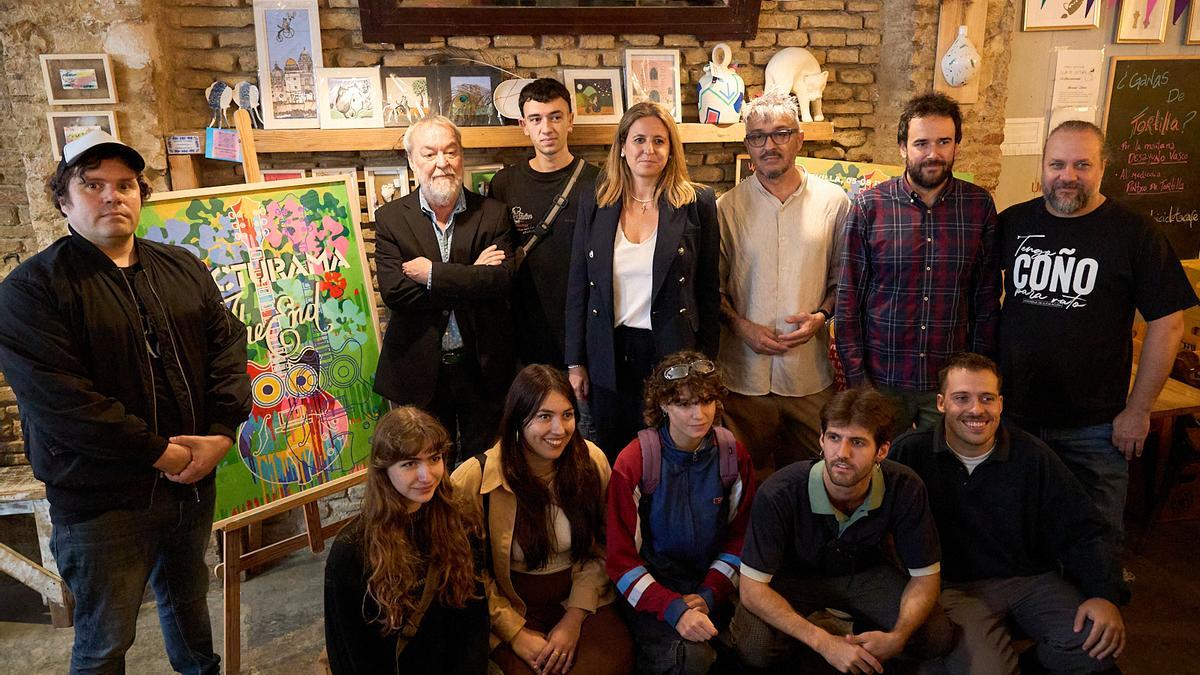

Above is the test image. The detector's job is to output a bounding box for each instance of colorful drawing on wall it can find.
[47,111,117,161]
[564,69,624,124]
[254,0,323,129]
[625,49,682,122]
[1022,0,1101,30]
[381,68,436,127]
[137,176,387,521]
[443,71,500,127]
[316,67,385,129]
[464,164,503,197]
[39,53,117,105]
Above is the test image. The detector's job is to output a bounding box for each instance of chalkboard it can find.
[1102,56,1200,259]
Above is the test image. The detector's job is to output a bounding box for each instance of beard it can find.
[906,157,952,190]
[755,150,790,180]
[1042,179,1090,215]
[422,173,460,207]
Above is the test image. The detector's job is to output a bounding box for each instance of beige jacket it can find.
[450,440,615,645]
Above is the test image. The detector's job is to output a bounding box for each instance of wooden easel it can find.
[214,470,365,674]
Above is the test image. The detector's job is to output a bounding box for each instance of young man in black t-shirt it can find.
[732,387,953,672]
[998,121,1198,552]
[489,78,599,369]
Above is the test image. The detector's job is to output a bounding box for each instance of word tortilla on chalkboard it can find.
[1103,56,1200,259]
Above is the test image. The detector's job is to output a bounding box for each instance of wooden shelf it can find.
[248,122,834,153]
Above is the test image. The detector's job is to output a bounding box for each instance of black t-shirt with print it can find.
[490,158,599,369]
[998,197,1198,428]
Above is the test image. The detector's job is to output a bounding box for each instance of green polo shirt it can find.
[807,461,886,536]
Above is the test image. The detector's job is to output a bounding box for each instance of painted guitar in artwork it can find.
[230,198,352,485]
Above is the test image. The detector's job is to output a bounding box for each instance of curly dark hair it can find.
[48,152,151,217]
[897,92,962,146]
[642,349,728,428]
[819,387,896,448]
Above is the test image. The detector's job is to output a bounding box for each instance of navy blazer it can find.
[373,190,515,406]
[564,186,720,392]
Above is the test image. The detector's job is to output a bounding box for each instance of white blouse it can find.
[612,225,656,330]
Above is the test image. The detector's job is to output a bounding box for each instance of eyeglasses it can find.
[662,359,717,381]
[745,128,801,148]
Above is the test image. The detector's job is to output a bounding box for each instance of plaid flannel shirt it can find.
[835,175,1001,392]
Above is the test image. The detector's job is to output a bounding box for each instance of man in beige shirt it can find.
[718,90,851,475]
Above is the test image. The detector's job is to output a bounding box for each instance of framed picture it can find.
[46,111,118,161]
[313,167,361,213]
[438,67,503,127]
[735,154,754,183]
[1116,0,1171,43]
[464,164,503,197]
[261,169,308,181]
[563,69,624,124]
[316,67,385,129]
[381,67,438,127]
[39,53,117,105]
[254,0,323,129]
[624,49,682,122]
[364,166,410,220]
[1188,0,1200,45]
[1021,0,1101,30]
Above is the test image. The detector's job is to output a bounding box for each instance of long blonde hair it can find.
[596,101,698,209]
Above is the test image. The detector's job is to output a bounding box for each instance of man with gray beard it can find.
[998,120,1196,553]
[373,115,515,462]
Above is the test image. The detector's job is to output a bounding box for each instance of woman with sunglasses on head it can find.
[452,364,634,675]
[606,350,758,674]
[565,101,720,463]
[324,407,489,674]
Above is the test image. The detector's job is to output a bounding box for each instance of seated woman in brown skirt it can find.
[452,364,634,675]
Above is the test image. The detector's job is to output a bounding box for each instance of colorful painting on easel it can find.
[137,176,387,521]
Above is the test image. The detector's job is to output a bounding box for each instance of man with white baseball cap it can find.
[0,129,251,673]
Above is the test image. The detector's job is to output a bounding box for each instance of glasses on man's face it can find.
[663,359,717,381]
[745,128,800,148]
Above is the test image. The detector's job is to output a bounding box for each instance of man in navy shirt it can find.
[733,387,953,672]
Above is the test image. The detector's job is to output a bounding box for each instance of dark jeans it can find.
[1035,423,1128,553]
[590,326,657,463]
[50,481,219,675]
[878,386,941,442]
[430,354,504,467]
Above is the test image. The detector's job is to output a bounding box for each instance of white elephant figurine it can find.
[764,48,829,123]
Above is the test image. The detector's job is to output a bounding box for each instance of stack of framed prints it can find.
[40,53,121,161]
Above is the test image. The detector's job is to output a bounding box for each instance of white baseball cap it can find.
[60,129,145,172]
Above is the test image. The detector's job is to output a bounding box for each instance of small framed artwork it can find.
[624,49,682,122]
[563,69,624,124]
[313,167,361,212]
[464,164,503,197]
[40,53,117,105]
[381,67,439,127]
[316,67,385,129]
[1021,0,1100,30]
[254,0,323,129]
[364,166,410,220]
[47,111,118,161]
[735,154,754,184]
[438,67,503,127]
[261,169,308,181]
[1116,0,1171,43]
[1188,0,1200,45]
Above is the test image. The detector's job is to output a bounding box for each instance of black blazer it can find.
[373,190,514,405]
[564,186,720,392]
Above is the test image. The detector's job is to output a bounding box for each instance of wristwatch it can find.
[813,308,831,322]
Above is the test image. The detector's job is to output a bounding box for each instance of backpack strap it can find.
[637,428,663,495]
[713,425,739,489]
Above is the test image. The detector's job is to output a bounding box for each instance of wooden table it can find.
[1137,365,1200,536]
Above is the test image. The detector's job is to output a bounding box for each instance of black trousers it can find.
[590,326,657,464]
[429,355,503,466]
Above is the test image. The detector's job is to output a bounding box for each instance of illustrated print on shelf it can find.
[206,80,235,128]
[940,26,981,88]
[697,43,745,125]
[764,48,829,123]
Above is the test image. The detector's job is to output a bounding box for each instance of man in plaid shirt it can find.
[836,93,1001,438]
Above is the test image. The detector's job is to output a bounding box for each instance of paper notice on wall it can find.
[1001,118,1045,156]
[1052,49,1104,110]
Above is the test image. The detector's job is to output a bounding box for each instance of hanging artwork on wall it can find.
[261,169,308,181]
[464,164,503,196]
[438,66,502,127]
[380,67,438,127]
[136,175,387,521]
[316,67,385,129]
[46,111,117,161]
[39,53,118,105]
[254,0,323,129]
[563,69,624,124]
[364,166,410,220]
[624,49,682,122]
[1022,0,1101,30]
[1188,0,1200,44]
[1116,0,1172,42]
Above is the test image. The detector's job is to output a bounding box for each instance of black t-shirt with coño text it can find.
[490,158,599,368]
[998,197,1198,428]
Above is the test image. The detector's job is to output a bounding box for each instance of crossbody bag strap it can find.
[519,157,587,260]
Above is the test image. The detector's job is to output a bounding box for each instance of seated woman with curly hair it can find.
[453,364,633,675]
[324,406,489,674]
[606,349,758,674]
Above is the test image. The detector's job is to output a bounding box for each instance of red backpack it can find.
[635,426,739,494]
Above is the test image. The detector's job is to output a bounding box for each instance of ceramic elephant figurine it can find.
[764,48,829,123]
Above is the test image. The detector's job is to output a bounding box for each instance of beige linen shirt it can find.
[717,170,851,397]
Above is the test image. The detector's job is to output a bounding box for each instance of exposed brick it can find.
[337,50,382,68]
[321,10,362,31]
[620,35,661,46]
[846,31,882,46]
[383,53,429,67]
[448,36,491,49]
[800,14,864,29]
[847,0,883,10]
[218,31,257,48]
[758,14,799,30]
[858,46,881,65]
[601,52,623,67]
[664,34,700,47]
[174,0,241,6]
[832,116,860,128]
[840,68,875,84]
[579,35,616,49]
[559,50,601,67]
[780,0,845,9]
[175,8,252,28]
[516,51,556,68]
[823,83,854,100]
[179,49,239,72]
[690,165,724,182]
[541,35,574,49]
[776,31,810,47]
[173,32,215,50]
[812,146,847,159]
[827,49,859,64]
[742,32,777,48]
[495,36,535,47]
[809,32,847,47]
[846,147,874,162]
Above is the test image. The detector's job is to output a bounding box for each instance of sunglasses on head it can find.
[662,359,717,381]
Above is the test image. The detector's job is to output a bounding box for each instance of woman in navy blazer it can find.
[565,102,720,461]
